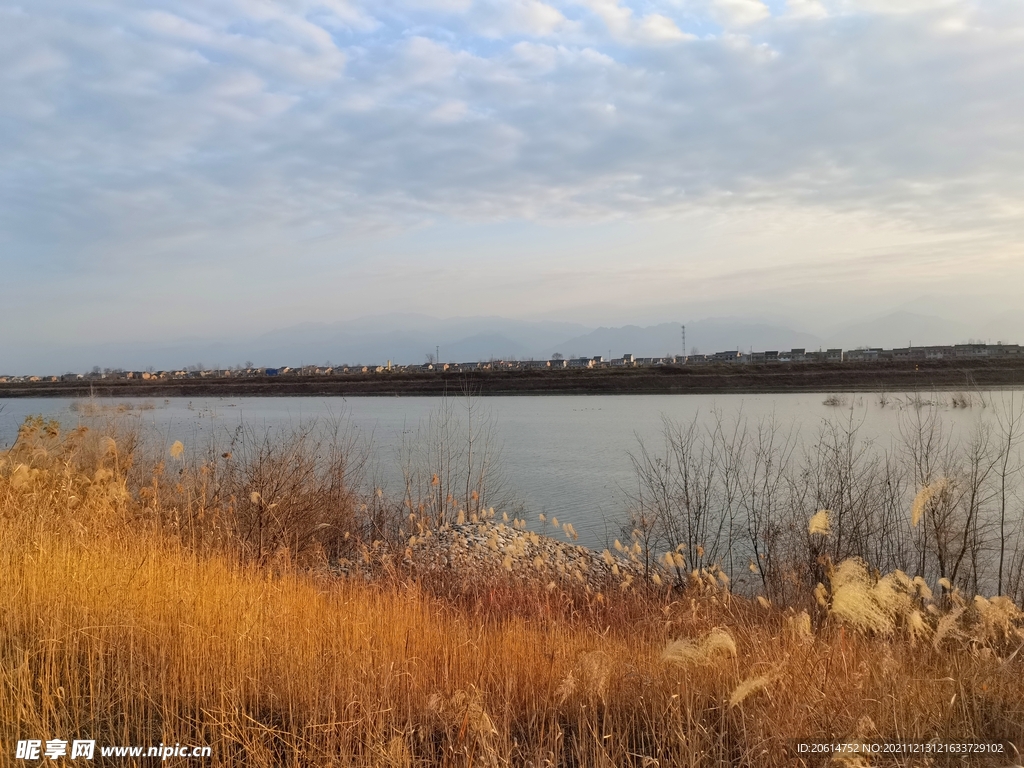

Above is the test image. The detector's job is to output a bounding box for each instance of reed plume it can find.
[662,628,737,666]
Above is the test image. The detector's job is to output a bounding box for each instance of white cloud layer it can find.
[3,0,1024,352]
[708,0,771,27]
[785,0,827,19]
[574,0,690,41]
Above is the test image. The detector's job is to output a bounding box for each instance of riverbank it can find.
[4,358,1024,397]
[3,422,1023,767]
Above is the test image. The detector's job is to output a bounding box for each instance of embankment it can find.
[4,358,1024,397]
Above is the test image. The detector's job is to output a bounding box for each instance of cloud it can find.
[428,99,470,122]
[137,5,348,83]
[5,0,1024,351]
[475,0,568,37]
[511,40,560,70]
[401,35,464,81]
[636,13,691,41]
[828,0,960,15]
[708,0,771,27]
[785,0,828,19]
[6,0,1024,235]
[573,0,692,43]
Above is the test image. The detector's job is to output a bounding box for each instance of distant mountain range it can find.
[543,319,824,360]
[3,310,1022,376]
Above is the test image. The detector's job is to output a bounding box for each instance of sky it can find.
[3,0,1024,369]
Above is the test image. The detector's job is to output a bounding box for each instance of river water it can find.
[2,391,1021,550]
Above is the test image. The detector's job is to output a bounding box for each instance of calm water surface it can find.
[2,392,1019,549]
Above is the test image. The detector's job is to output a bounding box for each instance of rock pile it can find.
[333,519,649,591]
[401,520,645,590]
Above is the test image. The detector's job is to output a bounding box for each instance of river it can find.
[3,390,1020,552]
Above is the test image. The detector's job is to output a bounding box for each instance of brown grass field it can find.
[2,418,1023,767]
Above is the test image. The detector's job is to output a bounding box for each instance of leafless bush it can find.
[52,392,515,568]
[994,392,1024,596]
[739,412,797,598]
[950,391,973,408]
[398,392,517,529]
[127,415,371,565]
[625,411,744,585]
[629,400,1024,604]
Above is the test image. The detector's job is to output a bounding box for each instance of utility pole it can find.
[436,345,440,366]
[681,324,686,363]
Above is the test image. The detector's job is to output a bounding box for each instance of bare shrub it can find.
[398,392,517,531]
[630,399,1024,603]
[133,417,372,564]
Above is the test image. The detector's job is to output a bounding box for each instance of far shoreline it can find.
[3,359,1024,398]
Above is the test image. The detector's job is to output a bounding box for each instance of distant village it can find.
[2,342,1021,385]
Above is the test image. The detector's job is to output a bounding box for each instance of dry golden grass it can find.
[2,420,1023,766]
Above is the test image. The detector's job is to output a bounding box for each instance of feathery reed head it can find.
[828,557,913,636]
[808,509,831,536]
[911,477,948,527]
[662,628,737,667]
[729,672,775,708]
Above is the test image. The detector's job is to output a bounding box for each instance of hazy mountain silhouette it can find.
[6,310,1023,376]
[545,320,824,359]
[823,312,972,350]
[977,310,1024,345]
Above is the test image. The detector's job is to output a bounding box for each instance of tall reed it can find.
[2,417,1023,766]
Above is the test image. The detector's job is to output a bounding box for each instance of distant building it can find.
[845,348,883,362]
[710,351,742,363]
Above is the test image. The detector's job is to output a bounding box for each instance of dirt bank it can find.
[4,358,1024,397]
